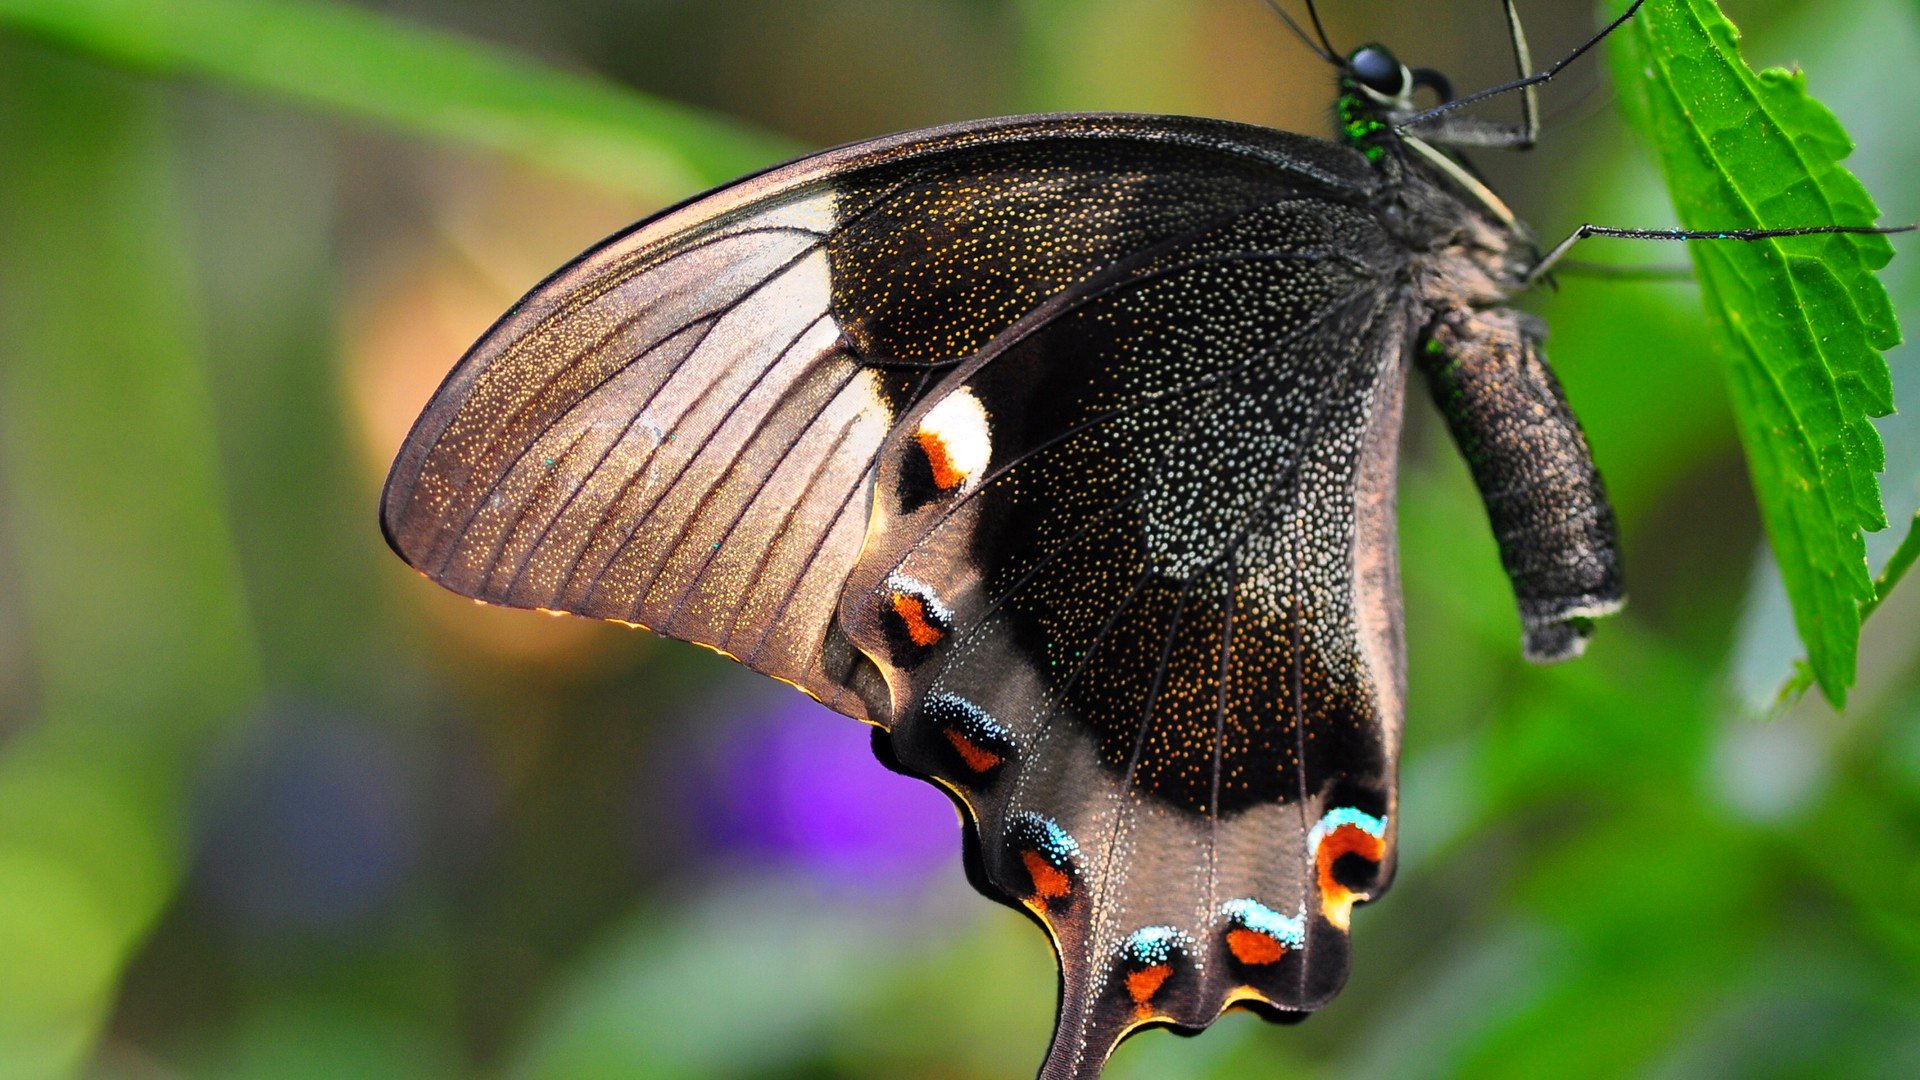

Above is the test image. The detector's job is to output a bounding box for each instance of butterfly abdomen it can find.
[1416,307,1624,660]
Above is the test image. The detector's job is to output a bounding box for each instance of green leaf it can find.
[1608,0,1902,708]
[0,0,799,198]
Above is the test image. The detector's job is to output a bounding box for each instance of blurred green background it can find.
[1,0,1917,1077]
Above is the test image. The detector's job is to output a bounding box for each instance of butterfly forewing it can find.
[381,114,1378,721]
[381,181,894,717]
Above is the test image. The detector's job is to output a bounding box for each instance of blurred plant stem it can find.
[0,42,262,1077]
[1869,513,1920,615]
[0,0,800,199]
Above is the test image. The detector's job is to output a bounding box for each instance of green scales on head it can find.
[1335,44,1414,161]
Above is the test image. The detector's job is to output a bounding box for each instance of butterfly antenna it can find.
[1258,0,1337,65]
[1398,0,1645,133]
[1303,0,1340,59]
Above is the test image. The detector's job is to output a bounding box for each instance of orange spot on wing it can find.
[891,592,945,646]
[1126,964,1172,1016]
[1315,824,1386,899]
[916,430,965,490]
[1316,824,1387,929]
[944,729,1002,773]
[1226,928,1287,966]
[1022,850,1070,901]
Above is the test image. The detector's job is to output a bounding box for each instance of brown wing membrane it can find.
[381,113,1376,723]
[381,186,891,718]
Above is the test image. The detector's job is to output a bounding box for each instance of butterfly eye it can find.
[1348,44,1408,98]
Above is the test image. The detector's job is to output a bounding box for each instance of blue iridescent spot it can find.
[1308,806,1387,852]
[1119,925,1193,966]
[1220,899,1307,951]
[1009,811,1080,864]
[924,693,1014,747]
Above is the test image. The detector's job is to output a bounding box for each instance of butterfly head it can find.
[1336,44,1454,161]
[1335,44,1410,159]
[1344,44,1413,107]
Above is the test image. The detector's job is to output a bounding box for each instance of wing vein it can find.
[579,308,831,612]
[652,316,842,625]
[433,310,719,578]
[719,378,867,654]
[473,421,603,596]
[742,411,880,670]
[1205,545,1237,979]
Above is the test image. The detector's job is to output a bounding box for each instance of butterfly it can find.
[379,1,1895,1075]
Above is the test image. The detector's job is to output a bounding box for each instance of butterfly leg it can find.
[1410,0,1542,152]
[1418,308,1624,661]
[1526,222,1916,286]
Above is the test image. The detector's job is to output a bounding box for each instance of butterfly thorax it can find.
[1390,157,1536,312]
[1331,42,1539,305]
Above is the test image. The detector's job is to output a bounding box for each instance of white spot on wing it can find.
[916,387,992,493]
[853,366,889,421]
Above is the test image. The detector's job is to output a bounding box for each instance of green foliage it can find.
[1608,0,1903,707]
[0,44,261,1078]
[0,0,798,197]
[1779,512,1920,706]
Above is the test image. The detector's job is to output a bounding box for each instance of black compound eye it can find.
[1348,45,1407,97]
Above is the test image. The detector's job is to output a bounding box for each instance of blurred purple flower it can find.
[685,690,957,893]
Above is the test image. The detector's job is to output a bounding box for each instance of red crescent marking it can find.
[891,593,945,646]
[1126,964,1172,1016]
[1316,823,1387,903]
[1226,928,1287,965]
[1022,850,1071,901]
[944,728,1003,772]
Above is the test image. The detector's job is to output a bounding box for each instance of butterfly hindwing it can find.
[840,179,1415,1075]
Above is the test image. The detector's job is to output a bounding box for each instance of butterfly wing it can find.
[838,181,1413,1075]
[383,113,1409,1078]
[381,114,1375,723]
